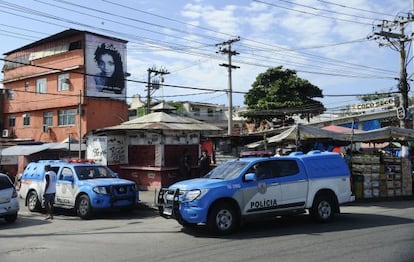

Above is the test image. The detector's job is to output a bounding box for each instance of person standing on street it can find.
[274,148,283,157]
[179,150,192,180]
[198,150,212,177]
[44,165,57,220]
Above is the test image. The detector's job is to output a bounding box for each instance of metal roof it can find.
[0,143,58,156]
[95,112,222,132]
[0,142,86,156]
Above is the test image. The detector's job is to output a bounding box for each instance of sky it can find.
[0,0,413,114]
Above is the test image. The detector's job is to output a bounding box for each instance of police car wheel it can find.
[76,195,92,219]
[27,191,41,212]
[310,195,334,223]
[207,203,238,235]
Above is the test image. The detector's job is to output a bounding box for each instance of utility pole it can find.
[78,90,82,159]
[216,37,240,135]
[369,14,414,128]
[146,66,169,114]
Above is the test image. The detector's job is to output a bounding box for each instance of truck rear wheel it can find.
[310,195,334,223]
[207,202,238,235]
[76,195,93,219]
[27,191,41,212]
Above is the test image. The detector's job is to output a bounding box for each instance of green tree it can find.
[242,66,325,124]
[358,92,396,102]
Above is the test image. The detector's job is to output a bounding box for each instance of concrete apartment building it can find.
[1,29,129,144]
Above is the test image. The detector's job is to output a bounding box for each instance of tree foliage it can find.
[358,92,396,102]
[242,66,325,124]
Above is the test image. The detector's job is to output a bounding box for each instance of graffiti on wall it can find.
[107,136,128,165]
[86,136,108,165]
[86,136,128,165]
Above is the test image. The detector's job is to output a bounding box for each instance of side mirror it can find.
[244,172,256,182]
[113,173,119,178]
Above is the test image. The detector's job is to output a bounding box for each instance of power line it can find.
[252,0,373,25]
[0,58,230,95]
[316,0,395,17]
[0,0,401,82]
[275,0,381,21]
[0,0,408,109]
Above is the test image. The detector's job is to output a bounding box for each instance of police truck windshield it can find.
[203,161,249,180]
[75,166,116,180]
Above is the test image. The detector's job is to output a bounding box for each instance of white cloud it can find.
[182,3,241,35]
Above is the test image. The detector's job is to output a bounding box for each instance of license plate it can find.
[163,207,172,216]
[165,194,174,201]
[0,197,10,204]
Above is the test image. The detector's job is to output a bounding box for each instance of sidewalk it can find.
[138,189,159,209]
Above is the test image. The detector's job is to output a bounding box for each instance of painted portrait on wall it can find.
[85,33,127,100]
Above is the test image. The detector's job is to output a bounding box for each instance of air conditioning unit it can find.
[2,129,9,138]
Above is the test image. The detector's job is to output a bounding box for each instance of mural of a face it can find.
[86,34,127,99]
[98,53,115,77]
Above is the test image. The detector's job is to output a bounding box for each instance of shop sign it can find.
[350,97,395,113]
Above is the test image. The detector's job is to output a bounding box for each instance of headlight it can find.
[182,189,208,202]
[93,186,108,194]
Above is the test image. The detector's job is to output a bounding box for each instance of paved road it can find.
[0,198,413,262]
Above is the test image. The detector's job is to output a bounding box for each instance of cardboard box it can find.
[364,189,372,198]
[386,181,394,188]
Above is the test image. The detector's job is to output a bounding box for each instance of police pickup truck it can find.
[158,150,355,234]
[19,159,138,219]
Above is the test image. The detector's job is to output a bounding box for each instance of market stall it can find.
[246,124,414,200]
[348,126,414,199]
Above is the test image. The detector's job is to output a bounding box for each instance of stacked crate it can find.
[401,158,413,196]
[351,155,381,198]
[352,154,412,198]
[383,156,402,197]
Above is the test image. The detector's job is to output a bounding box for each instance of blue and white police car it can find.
[19,159,139,219]
[158,150,355,234]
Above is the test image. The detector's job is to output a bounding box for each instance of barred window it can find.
[8,115,16,127]
[43,111,53,127]
[58,73,70,91]
[58,109,76,126]
[36,78,47,94]
[23,113,31,126]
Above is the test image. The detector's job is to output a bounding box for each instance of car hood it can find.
[168,178,226,191]
[80,178,135,187]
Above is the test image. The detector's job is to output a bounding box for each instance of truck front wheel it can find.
[310,195,335,223]
[76,195,93,219]
[27,191,41,212]
[207,202,238,235]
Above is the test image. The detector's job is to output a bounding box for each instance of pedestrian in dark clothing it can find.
[179,151,192,180]
[199,150,212,177]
